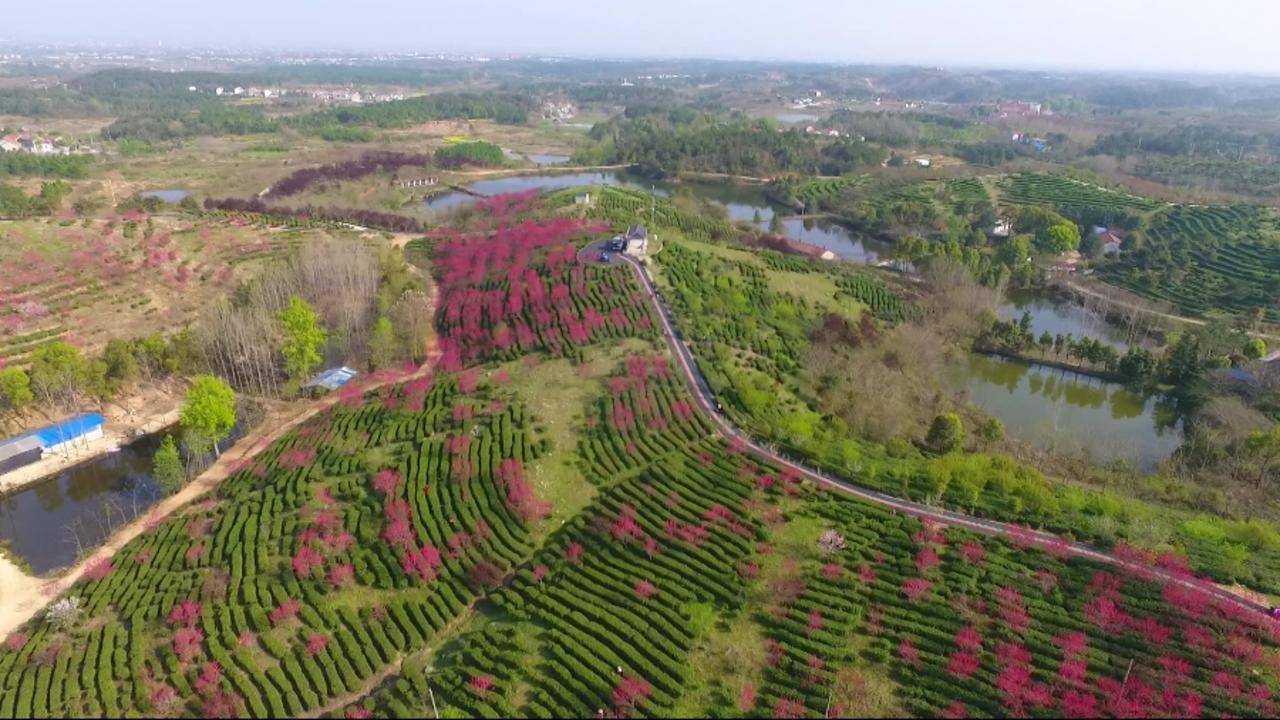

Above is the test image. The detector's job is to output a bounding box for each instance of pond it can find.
[424,170,664,211]
[0,427,242,575]
[140,189,189,203]
[946,354,1182,471]
[782,217,894,264]
[998,289,1131,349]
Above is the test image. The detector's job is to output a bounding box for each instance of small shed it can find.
[303,366,359,392]
[623,225,649,256]
[32,413,105,454]
[0,435,42,475]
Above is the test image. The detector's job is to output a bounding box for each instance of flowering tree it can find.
[167,598,202,627]
[634,580,657,601]
[817,529,847,556]
[612,676,652,713]
[901,577,931,603]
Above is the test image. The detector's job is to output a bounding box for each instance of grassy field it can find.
[663,235,866,325]
[496,337,658,543]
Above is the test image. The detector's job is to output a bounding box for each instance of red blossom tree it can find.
[4,633,28,652]
[613,676,652,713]
[898,639,920,667]
[469,675,494,695]
[269,598,302,625]
[167,599,203,627]
[954,626,983,651]
[947,651,979,679]
[806,610,824,635]
[328,563,355,588]
[172,627,205,663]
[83,559,113,581]
[564,542,583,564]
[372,469,401,495]
[901,577,931,603]
[305,633,329,656]
[634,580,657,601]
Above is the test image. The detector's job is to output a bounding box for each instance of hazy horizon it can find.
[5,0,1280,77]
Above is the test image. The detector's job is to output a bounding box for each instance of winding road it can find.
[581,240,1276,618]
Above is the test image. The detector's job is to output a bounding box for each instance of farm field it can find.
[993,172,1280,324]
[1098,205,1280,323]
[996,173,1159,214]
[0,204,1278,719]
[0,215,353,366]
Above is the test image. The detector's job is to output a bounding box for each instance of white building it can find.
[621,225,649,256]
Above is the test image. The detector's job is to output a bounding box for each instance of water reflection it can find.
[949,354,1182,471]
[783,217,892,264]
[0,427,242,575]
[998,289,1131,349]
[140,189,189,203]
[424,171,663,211]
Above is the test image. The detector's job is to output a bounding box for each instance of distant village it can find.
[0,130,94,155]
[186,84,407,105]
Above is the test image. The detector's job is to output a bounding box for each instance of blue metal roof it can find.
[31,413,105,448]
[303,366,358,391]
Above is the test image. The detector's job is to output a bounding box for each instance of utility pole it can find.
[427,683,440,719]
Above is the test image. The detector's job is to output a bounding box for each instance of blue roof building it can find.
[29,413,106,453]
[303,366,359,392]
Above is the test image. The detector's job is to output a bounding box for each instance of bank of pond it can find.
[0,426,243,576]
[946,353,1182,472]
[424,171,894,263]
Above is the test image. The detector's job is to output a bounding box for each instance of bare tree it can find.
[391,288,434,362]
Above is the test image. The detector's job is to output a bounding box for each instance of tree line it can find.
[581,112,887,178]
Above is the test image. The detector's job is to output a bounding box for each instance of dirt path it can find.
[306,658,404,719]
[306,597,478,717]
[0,328,441,644]
[1062,277,1279,341]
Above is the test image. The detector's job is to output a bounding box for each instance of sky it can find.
[10,0,1280,76]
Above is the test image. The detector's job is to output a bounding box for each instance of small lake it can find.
[0,427,242,575]
[999,290,1131,349]
[775,113,820,123]
[783,217,893,264]
[946,354,1182,471]
[424,170,664,211]
[140,189,189,203]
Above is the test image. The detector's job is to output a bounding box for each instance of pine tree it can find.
[152,435,186,494]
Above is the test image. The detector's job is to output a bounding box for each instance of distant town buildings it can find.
[803,125,842,138]
[995,100,1043,118]
[0,131,89,155]
[873,98,919,109]
[541,100,577,122]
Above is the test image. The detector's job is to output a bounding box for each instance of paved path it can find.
[582,241,1275,618]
